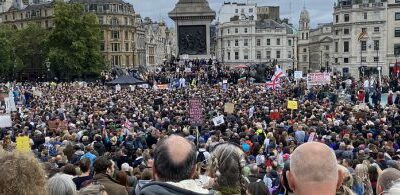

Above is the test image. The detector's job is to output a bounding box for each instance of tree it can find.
[0,25,15,81]
[13,23,49,81]
[48,2,104,81]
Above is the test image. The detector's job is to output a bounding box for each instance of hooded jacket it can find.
[139,180,215,195]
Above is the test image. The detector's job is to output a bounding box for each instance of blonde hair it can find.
[0,151,47,195]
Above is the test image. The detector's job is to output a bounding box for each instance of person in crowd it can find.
[0,151,48,195]
[352,164,373,195]
[92,157,127,195]
[376,168,400,195]
[287,142,339,195]
[48,173,77,195]
[247,181,270,195]
[208,143,248,195]
[140,135,213,195]
[79,183,108,195]
[73,158,93,190]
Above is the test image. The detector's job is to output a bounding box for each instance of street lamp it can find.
[45,59,51,81]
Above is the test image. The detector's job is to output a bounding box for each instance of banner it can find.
[0,115,12,128]
[269,112,281,120]
[157,84,169,90]
[224,103,235,114]
[287,100,298,110]
[16,136,30,152]
[307,73,331,87]
[212,115,225,126]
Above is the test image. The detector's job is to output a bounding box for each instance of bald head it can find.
[377,168,400,194]
[153,135,197,182]
[290,142,338,183]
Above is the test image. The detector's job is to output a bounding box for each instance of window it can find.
[112,43,120,51]
[266,39,270,45]
[344,14,349,22]
[395,12,400,20]
[288,39,292,46]
[126,55,129,66]
[227,52,231,60]
[112,30,119,39]
[374,27,380,32]
[335,58,338,63]
[276,51,281,59]
[244,53,249,60]
[303,55,307,62]
[374,57,379,62]
[112,55,120,66]
[335,30,339,36]
[244,39,248,46]
[362,28,367,33]
[277,38,280,45]
[306,33,308,39]
[227,40,231,47]
[111,17,119,25]
[344,41,349,52]
[235,9,238,13]
[249,8,253,13]
[124,17,128,25]
[335,42,339,52]
[125,43,129,51]
[325,45,329,50]
[344,28,350,35]
[235,39,239,46]
[344,58,349,63]
[99,16,104,24]
[394,44,400,56]
[364,12,367,20]
[361,41,367,51]
[374,40,379,51]
[302,33,305,39]
[100,42,105,51]
[288,51,292,59]
[303,48,307,53]
[244,28,248,33]
[266,51,271,59]
[235,28,238,33]
[256,51,261,59]
[395,27,400,37]
[361,57,366,62]
[235,52,239,60]
[256,39,261,46]
[227,29,230,34]
[336,15,339,23]
[100,31,104,40]
[125,31,128,40]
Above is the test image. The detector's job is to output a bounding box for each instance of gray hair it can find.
[47,174,77,195]
[389,181,400,195]
[378,168,400,192]
[208,143,247,190]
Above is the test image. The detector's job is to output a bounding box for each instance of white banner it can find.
[0,115,12,128]
[212,115,225,126]
[294,71,303,80]
[307,73,331,87]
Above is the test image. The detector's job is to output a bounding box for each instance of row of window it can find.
[234,8,253,14]
[333,40,380,53]
[226,50,285,61]
[4,9,49,21]
[335,27,380,36]
[100,42,133,52]
[226,38,289,47]
[222,27,249,35]
[111,55,132,66]
[335,12,400,23]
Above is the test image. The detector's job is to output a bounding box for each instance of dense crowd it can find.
[1,63,400,195]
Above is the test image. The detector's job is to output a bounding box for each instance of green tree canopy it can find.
[0,25,15,81]
[48,2,105,81]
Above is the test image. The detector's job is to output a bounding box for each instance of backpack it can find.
[125,140,135,151]
[197,150,206,163]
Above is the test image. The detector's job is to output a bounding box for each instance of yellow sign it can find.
[287,100,298,110]
[16,136,30,152]
[224,103,235,114]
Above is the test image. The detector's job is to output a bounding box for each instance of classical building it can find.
[134,14,146,66]
[143,17,170,68]
[216,15,297,73]
[217,2,279,24]
[332,0,400,78]
[0,0,13,16]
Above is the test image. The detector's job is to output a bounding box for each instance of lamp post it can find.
[45,59,51,81]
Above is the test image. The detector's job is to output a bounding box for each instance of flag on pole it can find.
[265,66,286,90]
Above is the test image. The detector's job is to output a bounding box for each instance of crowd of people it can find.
[1,61,400,195]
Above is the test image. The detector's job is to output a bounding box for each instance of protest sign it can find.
[308,132,316,142]
[115,84,121,92]
[157,84,169,90]
[307,73,331,87]
[189,98,203,126]
[224,103,235,114]
[287,100,298,110]
[294,71,303,80]
[0,115,12,128]
[269,112,281,120]
[212,115,225,126]
[16,136,30,152]
[248,106,255,118]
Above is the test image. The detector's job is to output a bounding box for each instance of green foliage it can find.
[48,2,105,80]
[0,25,15,80]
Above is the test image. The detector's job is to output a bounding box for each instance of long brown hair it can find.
[116,171,128,187]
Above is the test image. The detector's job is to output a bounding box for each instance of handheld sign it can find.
[212,115,225,126]
[224,103,235,114]
[16,136,30,152]
[0,115,12,128]
[287,101,298,110]
[189,99,204,126]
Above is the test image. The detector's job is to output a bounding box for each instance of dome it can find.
[300,9,310,23]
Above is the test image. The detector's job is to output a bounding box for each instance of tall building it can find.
[297,9,311,73]
[332,0,400,78]
[143,17,170,68]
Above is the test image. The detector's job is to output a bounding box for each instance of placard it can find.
[212,115,225,126]
[115,84,121,92]
[16,136,30,152]
[189,98,203,126]
[294,71,303,80]
[287,100,298,110]
[269,112,281,120]
[224,103,235,114]
[307,73,331,87]
[0,115,12,128]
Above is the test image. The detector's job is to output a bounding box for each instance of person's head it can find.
[377,168,400,194]
[354,164,369,182]
[79,158,91,174]
[208,143,246,191]
[93,157,114,176]
[246,181,270,195]
[287,142,339,195]
[152,135,197,182]
[48,174,77,195]
[0,151,47,195]
[63,164,77,176]
[115,171,128,187]
[389,181,400,195]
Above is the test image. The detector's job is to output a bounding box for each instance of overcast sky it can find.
[130,0,336,29]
